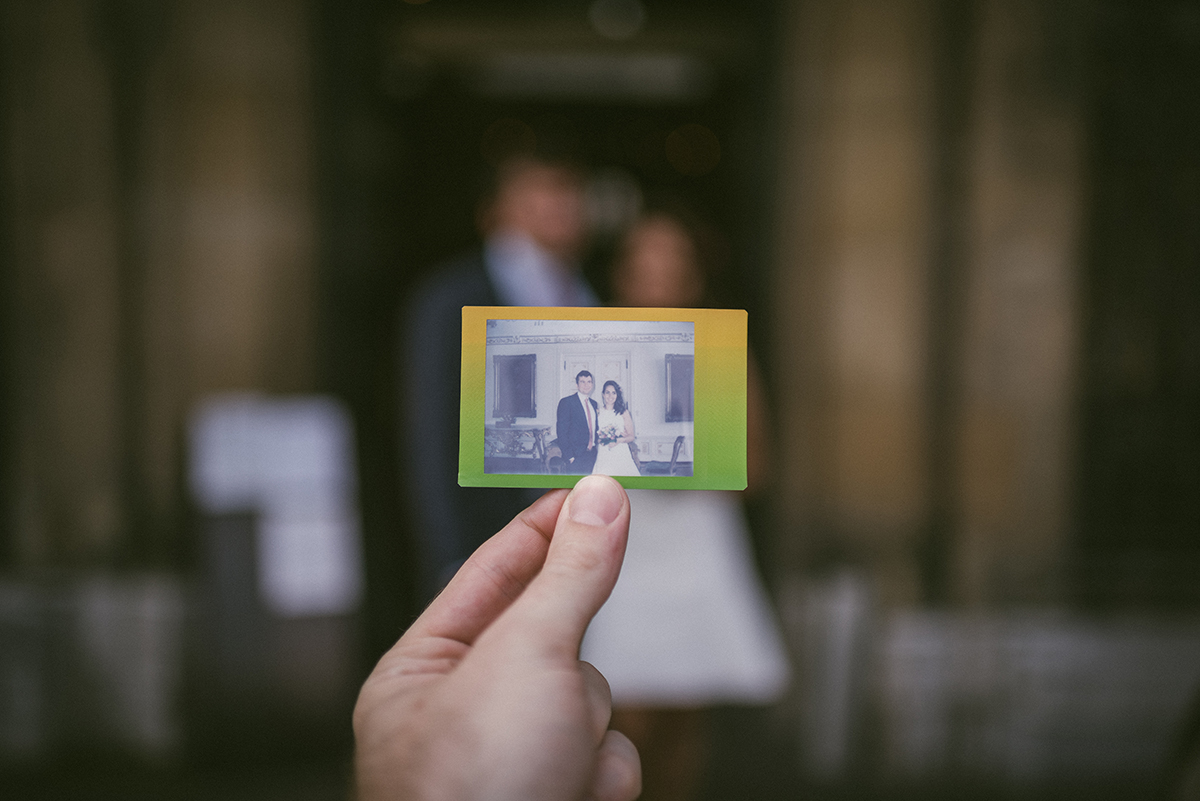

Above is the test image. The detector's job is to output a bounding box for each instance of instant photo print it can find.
[458,306,747,490]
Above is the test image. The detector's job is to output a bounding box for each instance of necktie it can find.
[585,399,594,448]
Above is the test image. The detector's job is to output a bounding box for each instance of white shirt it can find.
[485,230,597,307]
[578,392,595,447]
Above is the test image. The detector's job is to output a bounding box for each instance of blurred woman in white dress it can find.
[592,380,641,477]
[581,207,790,801]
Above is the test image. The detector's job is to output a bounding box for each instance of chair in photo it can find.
[545,439,564,474]
[668,435,686,476]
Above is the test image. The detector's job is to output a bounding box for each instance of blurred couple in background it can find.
[401,154,789,800]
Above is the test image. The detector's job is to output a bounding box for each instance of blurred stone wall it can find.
[1,0,320,568]
[771,0,1083,609]
[3,0,129,566]
[0,0,326,761]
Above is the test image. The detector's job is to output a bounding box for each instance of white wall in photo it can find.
[485,319,695,463]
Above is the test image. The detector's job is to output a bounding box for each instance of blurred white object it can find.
[0,576,184,761]
[189,394,364,617]
[880,612,1200,784]
[71,576,184,754]
[580,490,790,704]
[790,570,874,779]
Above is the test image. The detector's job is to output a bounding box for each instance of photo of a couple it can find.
[480,317,694,478]
[556,371,639,476]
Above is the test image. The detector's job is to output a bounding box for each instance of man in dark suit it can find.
[556,371,600,475]
[400,155,595,601]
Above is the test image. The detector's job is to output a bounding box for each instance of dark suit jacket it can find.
[400,253,535,601]
[556,393,599,472]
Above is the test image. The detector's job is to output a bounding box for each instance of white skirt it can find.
[580,490,791,705]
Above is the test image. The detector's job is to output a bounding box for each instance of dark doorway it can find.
[311,0,780,659]
[1075,1,1200,609]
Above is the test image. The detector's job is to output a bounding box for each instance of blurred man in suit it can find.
[401,155,595,600]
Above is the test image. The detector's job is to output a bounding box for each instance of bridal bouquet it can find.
[597,423,623,445]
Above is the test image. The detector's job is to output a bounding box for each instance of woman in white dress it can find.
[592,380,641,477]
[580,208,790,801]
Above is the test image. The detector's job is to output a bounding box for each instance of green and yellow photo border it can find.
[458,306,747,490]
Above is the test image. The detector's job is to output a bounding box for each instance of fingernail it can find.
[568,476,624,527]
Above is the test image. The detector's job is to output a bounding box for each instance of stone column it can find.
[1,0,321,566]
[2,0,127,565]
[139,0,321,556]
[772,0,936,607]
[952,0,1083,604]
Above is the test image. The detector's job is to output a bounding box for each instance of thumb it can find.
[496,475,630,659]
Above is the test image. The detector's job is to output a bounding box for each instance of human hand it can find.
[353,476,640,801]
